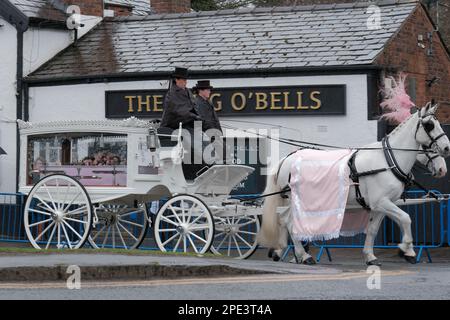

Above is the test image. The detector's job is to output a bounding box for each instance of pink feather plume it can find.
[380,73,415,124]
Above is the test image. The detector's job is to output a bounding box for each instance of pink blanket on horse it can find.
[289,149,368,241]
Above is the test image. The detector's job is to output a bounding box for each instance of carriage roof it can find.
[17,117,154,135]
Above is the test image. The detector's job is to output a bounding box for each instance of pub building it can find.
[1,0,450,195]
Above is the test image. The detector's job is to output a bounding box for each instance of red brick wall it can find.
[61,0,104,17]
[151,0,191,14]
[376,5,450,123]
[105,4,133,16]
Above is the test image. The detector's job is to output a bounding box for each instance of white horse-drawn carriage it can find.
[18,118,261,259]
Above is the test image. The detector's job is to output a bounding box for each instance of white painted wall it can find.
[29,74,377,161]
[0,18,18,193]
[23,15,102,75]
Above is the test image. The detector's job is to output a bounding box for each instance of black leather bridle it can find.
[415,112,448,150]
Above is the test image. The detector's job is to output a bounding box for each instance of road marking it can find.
[0,270,414,289]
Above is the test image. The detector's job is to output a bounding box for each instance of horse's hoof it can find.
[303,257,316,265]
[398,249,416,264]
[272,254,280,262]
[366,259,382,267]
[268,248,274,259]
[403,255,417,264]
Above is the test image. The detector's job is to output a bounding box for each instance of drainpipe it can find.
[16,29,25,192]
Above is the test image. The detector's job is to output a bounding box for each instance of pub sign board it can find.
[105,85,346,118]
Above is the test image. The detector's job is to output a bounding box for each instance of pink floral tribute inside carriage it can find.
[27,133,128,187]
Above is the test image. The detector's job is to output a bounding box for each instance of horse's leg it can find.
[291,236,316,265]
[363,212,385,266]
[374,198,416,263]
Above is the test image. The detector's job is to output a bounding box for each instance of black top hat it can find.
[193,80,213,92]
[0,147,6,156]
[172,67,189,79]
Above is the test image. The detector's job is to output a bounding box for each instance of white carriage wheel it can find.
[24,174,93,250]
[209,215,260,259]
[88,203,149,250]
[154,194,214,255]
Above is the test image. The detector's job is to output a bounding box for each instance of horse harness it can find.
[349,117,445,210]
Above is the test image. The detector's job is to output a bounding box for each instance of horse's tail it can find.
[257,174,282,248]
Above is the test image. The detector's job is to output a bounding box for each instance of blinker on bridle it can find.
[415,111,447,150]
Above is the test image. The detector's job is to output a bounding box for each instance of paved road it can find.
[0,262,449,300]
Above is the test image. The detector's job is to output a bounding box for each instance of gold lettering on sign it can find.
[270,92,282,110]
[153,95,163,112]
[125,96,137,113]
[138,95,151,112]
[255,93,268,110]
[310,91,322,110]
[210,93,222,111]
[231,93,246,111]
[297,92,309,110]
[283,92,295,110]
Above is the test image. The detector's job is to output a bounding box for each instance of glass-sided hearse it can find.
[17,118,261,259]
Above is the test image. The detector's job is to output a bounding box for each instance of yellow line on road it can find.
[0,270,414,290]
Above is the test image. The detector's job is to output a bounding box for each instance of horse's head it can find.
[417,147,447,178]
[415,102,450,158]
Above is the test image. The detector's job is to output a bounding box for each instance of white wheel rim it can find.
[24,175,92,250]
[154,195,214,254]
[89,203,148,250]
[210,215,260,259]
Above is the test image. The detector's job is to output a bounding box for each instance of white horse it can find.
[258,103,450,265]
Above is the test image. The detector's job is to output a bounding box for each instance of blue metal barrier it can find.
[0,193,27,244]
[281,190,446,263]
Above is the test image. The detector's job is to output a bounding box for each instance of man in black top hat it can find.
[193,80,222,133]
[160,67,201,130]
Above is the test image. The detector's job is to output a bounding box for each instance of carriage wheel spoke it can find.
[117,222,138,241]
[186,203,198,224]
[188,224,210,231]
[62,219,83,241]
[91,225,107,241]
[168,205,183,224]
[63,191,82,212]
[66,205,88,216]
[64,217,88,225]
[235,233,253,249]
[116,224,127,249]
[34,195,55,214]
[57,224,61,248]
[236,220,257,228]
[112,222,116,248]
[160,216,178,226]
[117,218,143,228]
[232,235,242,257]
[162,232,180,247]
[43,184,58,211]
[173,234,183,252]
[45,224,57,249]
[61,223,73,249]
[214,232,225,238]
[35,221,55,242]
[188,231,208,244]
[29,218,52,228]
[215,233,230,250]
[190,211,206,225]
[28,208,52,217]
[187,234,198,254]
[102,226,111,248]
[119,210,140,218]
[158,228,177,232]
[183,235,187,252]
[238,230,257,236]
[61,184,71,211]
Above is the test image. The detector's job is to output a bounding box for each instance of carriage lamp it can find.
[147,128,158,152]
[0,147,6,156]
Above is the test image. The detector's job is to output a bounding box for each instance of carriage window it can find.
[27,133,127,187]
